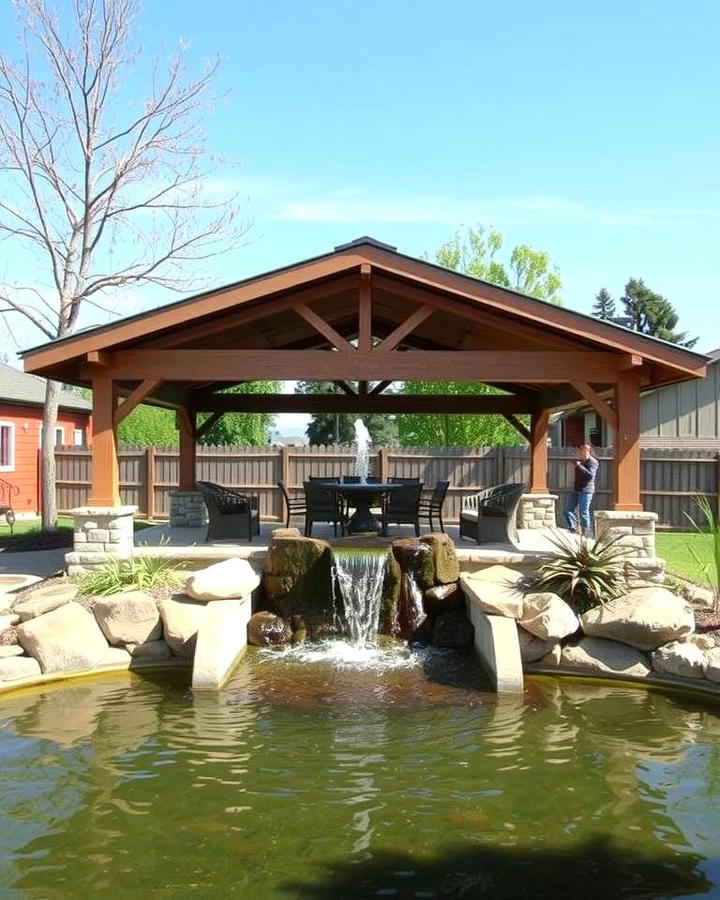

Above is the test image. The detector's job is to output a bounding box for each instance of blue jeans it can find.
[565,491,594,535]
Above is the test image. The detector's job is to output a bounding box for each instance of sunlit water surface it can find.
[0,647,719,898]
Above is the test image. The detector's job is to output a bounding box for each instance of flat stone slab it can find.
[0,645,25,658]
[460,567,524,618]
[192,598,252,689]
[0,655,42,681]
[466,592,523,692]
[13,582,78,622]
[561,636,650,678]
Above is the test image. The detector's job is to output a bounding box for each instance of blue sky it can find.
[1,0,718,427]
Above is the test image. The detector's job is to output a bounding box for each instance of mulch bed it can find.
[0,530,74,552]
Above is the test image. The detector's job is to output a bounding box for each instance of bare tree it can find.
[0,0,247,527]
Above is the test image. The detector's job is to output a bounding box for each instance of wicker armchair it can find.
[459,482,526,544]
[197,480,260,542]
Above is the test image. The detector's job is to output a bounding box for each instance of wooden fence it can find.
[54,444,720,530]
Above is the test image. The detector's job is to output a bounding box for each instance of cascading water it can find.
[401,572,425,638]
[353,418,371,483]
[332,548,388,645]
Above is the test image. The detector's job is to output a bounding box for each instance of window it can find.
[54,426,65,447]
[0,422,15,471]
[73,428,84,447]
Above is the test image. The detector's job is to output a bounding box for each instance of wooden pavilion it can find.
[20,237,708,513]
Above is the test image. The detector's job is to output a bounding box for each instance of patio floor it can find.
[133,520,563,572]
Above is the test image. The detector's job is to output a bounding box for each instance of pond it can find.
[0,647,719,898]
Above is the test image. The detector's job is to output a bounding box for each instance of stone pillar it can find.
[517,493,558,530]
[66,505,137,576]
[169,490,208,528]
[594,509,664,588]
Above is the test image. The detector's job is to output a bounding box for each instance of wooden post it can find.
[89,377,120,506]
[613,371,643,510]
[378,446,389,482]
[529,409,550,494]
[145,446,156,520]
[178,408,197,491]
[280,444,290,520]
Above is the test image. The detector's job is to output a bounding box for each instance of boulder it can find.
[517,626,558,663]
[423,583,465,616]
[460,567,524,618]
[247,611,292,647]
[432,610,474,649]
[99,647,132,668]
[681,633,716,652]
[159,594,208,657]
[683,583,716,610]
[92,590,162,646]
[262,534,334,630]
[650,641,707,679]
[519,592,579,641]
[184,558,261,602]
[540,644,562,666]
[419,533,460,584]
[13,581,78,622]
[705,648,720,683]
[15,603,110,674]
[580,587,694,651]
[561,636,650,678]
[0,656,41,681]
[126,639,173,660]
[0,645,25,658]
[391,539,435,589]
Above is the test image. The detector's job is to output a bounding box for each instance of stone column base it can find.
[594,509,657,558]
[169,490,208,528]
[66,505,137,575]
[518,494,558,530]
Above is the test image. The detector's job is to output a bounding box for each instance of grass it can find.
[655,532,716,585]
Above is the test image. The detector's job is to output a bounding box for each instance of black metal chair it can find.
[277,480,306,529]
[418,480,450,533]
[388,477,421,483]
[381,482,423,536]
[303,480,345,537]
[196,480,260,542]
[459,482,526,544]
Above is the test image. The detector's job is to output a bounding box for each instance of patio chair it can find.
[418,480,450,533]
[388,476,421,483]
[277,480,306,528]
[303,480,345,537]
[459,482,526,545]
[381,482,423,536]
[197,480,260,542]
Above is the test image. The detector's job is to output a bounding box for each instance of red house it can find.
[0,362,92,517]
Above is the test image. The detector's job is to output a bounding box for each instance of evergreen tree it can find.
[621,279,698,347]
[592,288,615,320]
[296,381,398,445]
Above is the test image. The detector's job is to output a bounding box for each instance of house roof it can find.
[19,237,709,412]
[0,362,91,412]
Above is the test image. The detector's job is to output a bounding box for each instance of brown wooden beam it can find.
[89,377,120,506]
[571,380,618,431]
[502,413,531,443]
[369,380,393,395]
[293,301,356,352]
[195,393,536,414]
[88,349,628,383]
[196,411,224,439]
[376,303,434,352]
[178,408,196,492]
[334,380,357,395]
[358,264,372,352]
[613,372,642,511]
[114,378,163,426]
[529,409,550,494]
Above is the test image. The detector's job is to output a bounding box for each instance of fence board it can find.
[53,444,720,530]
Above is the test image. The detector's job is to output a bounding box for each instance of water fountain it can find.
[332,548,388,645]
[353,417,371,482]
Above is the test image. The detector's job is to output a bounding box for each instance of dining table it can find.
[320,481,409,535]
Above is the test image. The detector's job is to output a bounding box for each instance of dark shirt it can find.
[574,456,598,493]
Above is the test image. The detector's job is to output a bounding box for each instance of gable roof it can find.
[0,362,91,412]
[19,237,708,405]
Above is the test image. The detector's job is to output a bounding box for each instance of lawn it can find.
[655,532,717,587]
[0,516,154,550]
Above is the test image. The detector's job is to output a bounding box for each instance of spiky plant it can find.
[685,494,720,618]
[79,552,182,596]
[528,530,627,614]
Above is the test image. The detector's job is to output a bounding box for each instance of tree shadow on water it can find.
[282,836,714,899]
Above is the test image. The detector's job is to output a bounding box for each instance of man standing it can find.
[565,444,599,537]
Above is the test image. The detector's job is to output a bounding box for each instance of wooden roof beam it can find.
[192,393,537,414]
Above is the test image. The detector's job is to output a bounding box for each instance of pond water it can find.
[0,647,719,898]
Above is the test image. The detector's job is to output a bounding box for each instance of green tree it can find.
[621,278,697,347]
[118,405,177,445]
[296,381,398,445]
[199,382,279,445]
[399,225,561,446]
[592,288,615,321]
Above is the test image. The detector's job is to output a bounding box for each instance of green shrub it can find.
[527,531,627,614]
[79,553,182,596]
[685,495,720,612]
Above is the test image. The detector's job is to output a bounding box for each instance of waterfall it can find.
[401,573,425,638]
[353,418,371,483]
[332,549,388,645]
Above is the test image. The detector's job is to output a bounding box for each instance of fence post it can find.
[145,446,155,521]
[280,445,290,521]
[378,446,389,482]
[496,446,505,484]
